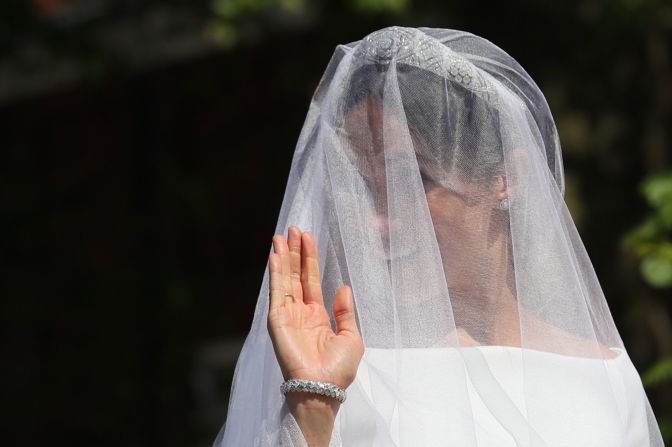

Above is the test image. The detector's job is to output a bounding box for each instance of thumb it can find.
[332,285,359,336]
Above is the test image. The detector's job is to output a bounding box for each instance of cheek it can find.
[425,190,487,245]
[426,190,466,232]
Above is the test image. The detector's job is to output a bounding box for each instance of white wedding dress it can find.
[281,345,651,446]
[216,26,665,446]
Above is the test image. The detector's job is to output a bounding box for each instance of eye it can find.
[420,172,471,203]
[420,170,437,189]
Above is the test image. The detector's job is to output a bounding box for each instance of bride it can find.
[214,27,664,446]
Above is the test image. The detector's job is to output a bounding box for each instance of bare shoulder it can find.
[456,327,481,347]
[528,314,620,359]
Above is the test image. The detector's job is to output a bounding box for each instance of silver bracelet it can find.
[280,379,347,403]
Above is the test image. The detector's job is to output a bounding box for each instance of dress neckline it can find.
[466,343,626,362]
[365,344,626,362]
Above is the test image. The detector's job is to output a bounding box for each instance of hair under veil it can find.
[215,26,664,446]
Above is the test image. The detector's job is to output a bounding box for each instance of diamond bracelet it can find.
[280,379,347,404]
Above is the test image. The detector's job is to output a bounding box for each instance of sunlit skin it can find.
[423,175,522,346]
[343,97,520,346]
[266,99,616,447]
[267,98,516,446]
[267,202,513,446]
[267,228,364,447]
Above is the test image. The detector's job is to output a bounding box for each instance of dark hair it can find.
[340,61,505,185]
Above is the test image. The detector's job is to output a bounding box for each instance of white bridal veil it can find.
[215,26,664,446]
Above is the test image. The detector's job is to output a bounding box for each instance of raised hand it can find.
[267,226,364,391]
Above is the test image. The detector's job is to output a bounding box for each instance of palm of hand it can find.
[267,227,364,389]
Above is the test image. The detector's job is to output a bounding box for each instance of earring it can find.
[499,198,509,210]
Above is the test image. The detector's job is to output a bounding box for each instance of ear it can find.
[493,174,508,202]
[501,147,529,203]
[493,147,528,207]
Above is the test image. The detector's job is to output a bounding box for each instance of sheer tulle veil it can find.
[214,26,664,446]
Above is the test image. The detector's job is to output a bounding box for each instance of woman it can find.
[214,27,664,446]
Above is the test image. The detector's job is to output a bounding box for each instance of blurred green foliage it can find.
[206,0,408,46]
[623,171,672,288]
[624,171,672,441]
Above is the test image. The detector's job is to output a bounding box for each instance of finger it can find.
[300,232,324,306]
[272,234,292,296]
[332,285,359,336]
[268,252,285,313]
[287,226,304,302]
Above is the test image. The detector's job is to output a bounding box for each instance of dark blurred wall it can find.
[1,0,670,445]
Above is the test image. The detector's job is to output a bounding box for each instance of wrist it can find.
[286,394,339,447]
[286,392,340,415]
[281,378,347,403]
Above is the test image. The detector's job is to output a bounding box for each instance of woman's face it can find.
[343,97,507,286]
[422,175,505,290]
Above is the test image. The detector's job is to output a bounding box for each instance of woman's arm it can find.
[284,394,340,446]
[268,227,364,447]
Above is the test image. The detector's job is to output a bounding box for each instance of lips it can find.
[374,213,424,263]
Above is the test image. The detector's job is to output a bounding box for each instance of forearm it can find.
[286,394,339,447]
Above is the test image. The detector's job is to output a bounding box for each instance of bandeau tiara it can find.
[351,26,494,99]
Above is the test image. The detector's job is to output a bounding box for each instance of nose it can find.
[375,211,389,236]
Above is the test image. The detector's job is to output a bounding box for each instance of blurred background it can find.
[1,0,671,446]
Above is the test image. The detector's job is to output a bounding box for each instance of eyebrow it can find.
[419,170,469,199]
